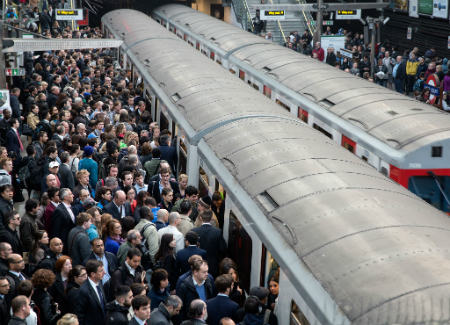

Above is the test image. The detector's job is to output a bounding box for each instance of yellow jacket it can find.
[406,59,420,75]
[27,112,39,130]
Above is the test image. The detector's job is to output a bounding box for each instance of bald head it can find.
[46,174,57,188]
[7,254,24,272]
[114,190,126,206]
[0,242,12,259]
[49,237,63,254]
[157,209,169,223]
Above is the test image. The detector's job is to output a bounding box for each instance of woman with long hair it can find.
[104,219,124,255]
[31,230,50,266]
[37,193,49,225]
[416,88,431,104]
[31,269,60,325]
[134,191,150,222]
[178,174,188,198]
[95,186,112,210]
[62,137,72,152]
[48,255,72,315]
[267,276,279,310]
[66,266,87,314]
[158,187,173,211]
[219,258,246,306]
[55,93,67,109]
[120,216,135,239]
[57,314,79,325]
[148,269,170,310]
[154,233,177,290]
[100,213,113,239]
[124,185,137,212]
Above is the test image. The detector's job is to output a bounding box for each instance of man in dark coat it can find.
[177,260,214,322]
[35,237,63,272]
[51,188,76,254]
[0,243,12,276]
[394,55,407,94]
[67,213,92,266]
[82,238,118,283]
[109,248,147,297]
[0,276,11,325]
[0,211,23,256]
[191,210,227,278]
[102,190,133,221]
[206,275,239,325]
[40,9,52,31]
[5,254,29,306]
[147,168,180,204]
[9,89,21,120]
[23,52,35,78]
[105,285,132,325]
[6,119,23,173]
[158,135,177,173]
[174,231,207,279]
[59,152,75,189]
[148,296,183,325]
[0,185,14,232]
[46,86,60,109]
[75,260,107,325]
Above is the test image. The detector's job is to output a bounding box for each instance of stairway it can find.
[245,0,311,44]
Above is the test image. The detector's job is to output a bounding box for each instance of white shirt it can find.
[124,260,135,276]
[62,202,76,223]
[51,201,59,207]
[133,316,146,325]
[157,225,184,254]
[88,277,101,303]
[114,201,126,218]
[192,276,205,287]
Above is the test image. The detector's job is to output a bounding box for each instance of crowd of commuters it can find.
[251,18,450,110]
[0,10,282,325]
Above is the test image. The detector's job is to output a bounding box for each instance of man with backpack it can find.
[414,72,426,93]
[95,164,118,193]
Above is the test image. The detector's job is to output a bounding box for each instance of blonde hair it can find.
[76,169,90,179]
[57,314,78,325]
[178,174,188,182]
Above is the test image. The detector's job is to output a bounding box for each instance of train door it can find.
[298,107,308,124]
[408,175,450,212]
[198,158,209,198]
[145,89,152,118]
[264,86,272,99]
[178,137,188,176]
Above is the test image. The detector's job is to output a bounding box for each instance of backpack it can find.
[103,266,127,303]
[98,158,107,180]
[32,122,46,141]
[239,310,271,325]
[18,157,33,189]
[29,157,46,188]
[413,79,424,92]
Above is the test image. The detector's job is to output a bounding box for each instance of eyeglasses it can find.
[12,259,24,263]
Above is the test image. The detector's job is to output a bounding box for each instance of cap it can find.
[84,145,94,156]
[49,161,60,168]
[249,287,270,301]
[87,133,98,139]
[82,197,97,206]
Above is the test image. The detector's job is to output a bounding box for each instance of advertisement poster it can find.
[409,0,419,16]
[419,0,433,14]
[395,0,409,11]
[321,35,346,61]
[433,0,448,18]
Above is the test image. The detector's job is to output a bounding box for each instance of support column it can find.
[0,22,6,89]
[186,143,199,187]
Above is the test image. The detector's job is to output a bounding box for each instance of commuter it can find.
[192,210,227,278]
[148,269,170,310]
[406,53,420,95]
[48,255,72,315]
[0,276,10,325]
[219,259,246,307]
[66,265,87,314]
[117,229,142,264]
[51,188,76,254]
[154,234,177,289]
[16,280,37,325]
[110,248,147,297]
[67,213,92,266]
[31,269,60,325]
[43,187,60,236]
[129,295,151,325]
[0,185,14,231]
[174,232,207,280]
[105,285,133,325]
[103,190,133,221]
[393,55,407,94]
[312,43,324,62]
[6,255,28,302]
[59,152,76,189]
[135,206,159,265]
[155,209,169,231]
[177,201,195,236]
[35,237,63,272]
[374,59,389,88]
[205,275,239,325]
[0,211,23,256]
[158,212,184,254]
[104,219,124,255]
[148,295,183,325]
[180,299,208,325]
[0,243,12,276]
[9,296,31,325]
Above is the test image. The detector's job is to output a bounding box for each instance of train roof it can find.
[154,4,450,161]
[103,9,450,324]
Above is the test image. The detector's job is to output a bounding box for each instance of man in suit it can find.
[47,86,60,109]
[192,210,227,278]
[6,118,23,174]
[75,260,107,325]
[0,211,23,256]
[5,254,29,307]
[394,55,407,94]
[206,275,239,325]
[9,89,21,120]
[51,188,76,254]
[129,295,151,325]
[43,187,60,237]
[158,135,177,173]
[0,276,10,325]
[0,243,12,276]
[59,152,75,189]
[148,295,182,325]
[82,238,118,285]
[102,190,132,221]
[174,231,207,280]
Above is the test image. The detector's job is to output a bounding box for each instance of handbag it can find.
[22,124,34,136]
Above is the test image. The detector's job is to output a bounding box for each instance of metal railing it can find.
[289,0,315,35]
[230,0,253,32]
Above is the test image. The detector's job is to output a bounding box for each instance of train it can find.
[102,9,450,325]
[151,4,450,214]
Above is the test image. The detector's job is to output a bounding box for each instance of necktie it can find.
[19,274,24,281]
[63,279,68,289]
[119,205,123,217]
[96,285,106,315]
[16,130,24,151]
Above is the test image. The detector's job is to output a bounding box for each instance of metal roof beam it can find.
[2,38,123,53]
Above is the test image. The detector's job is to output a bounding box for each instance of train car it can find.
[102,9,450,325]
[152,4,450,213]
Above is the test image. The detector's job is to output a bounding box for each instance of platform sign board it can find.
[260,10,285,20]
[5,68,26,76]
[55,9,83,20]
[425,74,440,104]
[336,10,361,19]
[0,90,10,115]
[321,35,346,62]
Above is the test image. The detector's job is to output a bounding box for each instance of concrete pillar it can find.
[186,143,199,187]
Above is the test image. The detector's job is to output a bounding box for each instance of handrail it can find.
[268,0,286,44]
[230,0,253,31]
[290,0,315,35]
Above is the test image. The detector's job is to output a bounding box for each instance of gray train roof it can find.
[103,10,450,324]
[154,4,450,157]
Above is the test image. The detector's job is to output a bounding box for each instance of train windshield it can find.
[408,175,450,212]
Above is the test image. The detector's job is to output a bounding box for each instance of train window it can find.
[253,84,260,91]
[217,59,222,65]
[210,52,215,60]
[179,141,187,175]
[196,43,200,50]
[239,71,245,81]
[264,86,271,98]
[362,156,368,162]
[432,146,443,157]
[248,80,252,85]
[298,108,308,124]
[160,111,169,132]
[291,301,311,325]
[229,69,236,75]
[228,210,252,293]
[313,123,333,140]
[199,166,209,197]
[276,100,290,112]
[381,167,388,176]
[343,142,355,153]
[184,34,187,41]
[408,176,450,212]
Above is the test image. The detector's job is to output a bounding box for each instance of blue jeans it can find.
[377,79,387,88]
[395,79,404,94]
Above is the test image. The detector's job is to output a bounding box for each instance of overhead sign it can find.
[260,10,285,20]
[336,10,361,19]
[55,9,83,20]
[5,68,26,76]
[394,0,408,11]
[323,21,333,25]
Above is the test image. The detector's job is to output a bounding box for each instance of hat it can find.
[249,287,270,301]
[198,195,212,208]
[82,197,97,206]
[84,145,94,156]
[87,133,98,139]
[49,161,60,168]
